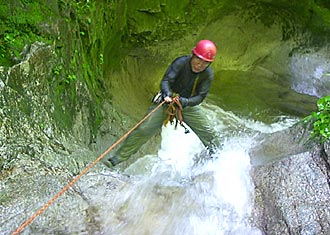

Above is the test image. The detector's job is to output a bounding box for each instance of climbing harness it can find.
[163,96,190,134]
[11,101,166,235]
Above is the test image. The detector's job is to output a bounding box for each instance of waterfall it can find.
[289,48,330,97]
[99,103,297,235]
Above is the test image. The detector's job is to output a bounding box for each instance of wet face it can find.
[190,55,210,73]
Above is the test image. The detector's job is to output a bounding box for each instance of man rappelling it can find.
[104,39,218,167]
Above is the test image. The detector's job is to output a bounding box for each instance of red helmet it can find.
[192,40,217,62]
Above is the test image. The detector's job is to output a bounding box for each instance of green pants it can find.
[113,103,217,164]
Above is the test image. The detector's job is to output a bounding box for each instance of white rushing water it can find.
[102,103,298,235]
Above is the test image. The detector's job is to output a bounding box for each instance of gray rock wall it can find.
[250,124,330,234]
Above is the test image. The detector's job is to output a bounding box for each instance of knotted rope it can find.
[163,96,189,134]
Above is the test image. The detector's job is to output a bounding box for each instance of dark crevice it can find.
[320,145,330,188]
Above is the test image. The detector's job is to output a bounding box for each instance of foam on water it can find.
[105,104,296,235]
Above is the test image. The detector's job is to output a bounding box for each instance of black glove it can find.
[179,97,189,108]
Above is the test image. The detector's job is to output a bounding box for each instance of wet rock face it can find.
[249,124,311,166]
[0,42,98,178]
[289,48,330,97]
[0,42,122,234]
[250,124,330,234]
[0,43,58,175]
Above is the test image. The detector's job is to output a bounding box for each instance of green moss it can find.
[45,0,118,135]
[0,1,55,66]
[224,0,330,45]
[0,191,11,205]
[4,0,330,142]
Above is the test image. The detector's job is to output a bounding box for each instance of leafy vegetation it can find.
[304,96,330,143]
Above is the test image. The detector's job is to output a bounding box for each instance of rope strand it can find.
[11,101,165,235]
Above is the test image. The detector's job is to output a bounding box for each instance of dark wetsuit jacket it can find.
[161,55,214,107]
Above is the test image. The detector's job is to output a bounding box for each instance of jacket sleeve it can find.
[161,57,185,97]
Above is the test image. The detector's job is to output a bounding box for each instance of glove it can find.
[179,97,189,108]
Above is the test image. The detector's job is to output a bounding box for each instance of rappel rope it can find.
[162,76,198,134]
[11,101,166,235]
[163,96,190,134]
